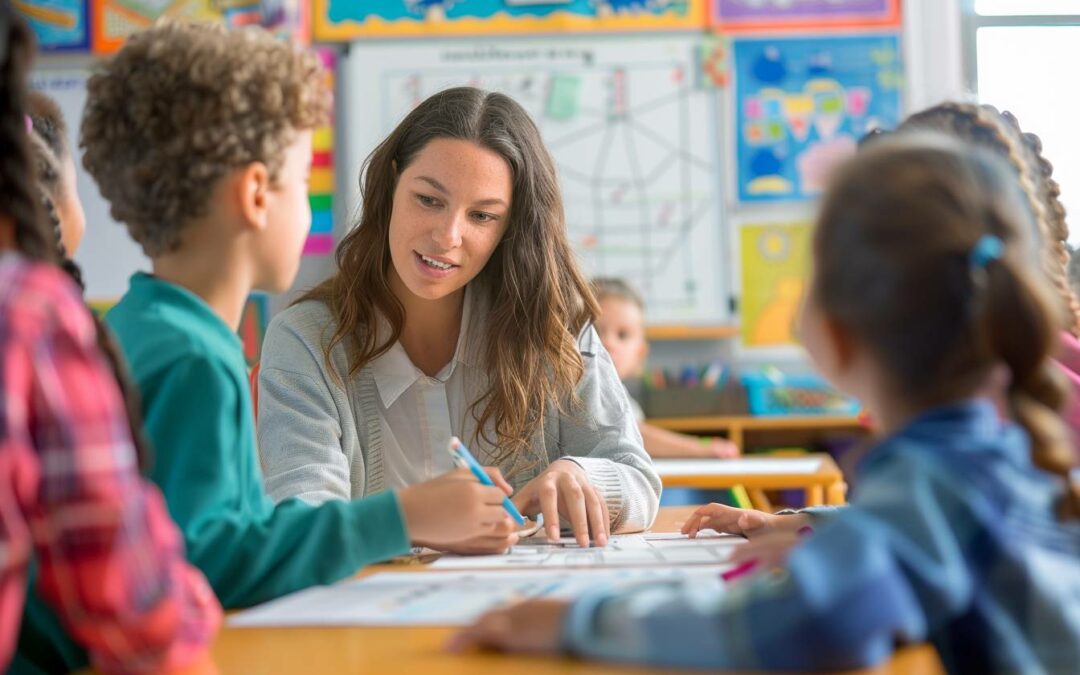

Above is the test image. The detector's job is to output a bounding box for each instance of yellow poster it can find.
[740,222,811,348]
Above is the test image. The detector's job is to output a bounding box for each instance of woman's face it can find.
[387,138,512,305]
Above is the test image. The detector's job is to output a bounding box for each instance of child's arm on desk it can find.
[638,422,739,459]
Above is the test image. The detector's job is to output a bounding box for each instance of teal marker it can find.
[448,436,526,525]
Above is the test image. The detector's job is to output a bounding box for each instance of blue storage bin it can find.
[742,372,860,417]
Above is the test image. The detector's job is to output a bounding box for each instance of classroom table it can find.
[654,453,847,510]
[138,507,943,675]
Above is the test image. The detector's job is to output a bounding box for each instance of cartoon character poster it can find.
[733,34,902,203]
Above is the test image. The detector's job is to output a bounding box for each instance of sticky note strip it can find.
[312,150,332,168]
[309,194,332,211]
[310,210,333,234]
[308,168,333,194]
[303,233,334,256]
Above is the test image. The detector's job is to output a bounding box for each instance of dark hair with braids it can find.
[816,132,1079,519]
[7,13,153,471]
[0,6,53,261]
[876,102,1080,336]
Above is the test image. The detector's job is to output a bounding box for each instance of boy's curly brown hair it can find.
[81,19,330,256]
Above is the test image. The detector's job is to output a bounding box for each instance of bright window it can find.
[966,7,1080,241]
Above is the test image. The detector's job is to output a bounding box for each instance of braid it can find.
[0,9,53,261]
[904,103,1080,334]
[1002,110,1080,335]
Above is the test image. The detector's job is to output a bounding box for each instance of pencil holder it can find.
[641,382,748,418]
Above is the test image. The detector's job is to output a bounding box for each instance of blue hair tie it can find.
[969,235,1003,269]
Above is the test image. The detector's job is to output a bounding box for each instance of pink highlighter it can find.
[720,524,814,582]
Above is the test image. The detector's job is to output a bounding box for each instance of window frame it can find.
[961,0,1080,93]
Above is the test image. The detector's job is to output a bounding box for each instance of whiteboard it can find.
[30,66,151,302]
[340,35,730,324]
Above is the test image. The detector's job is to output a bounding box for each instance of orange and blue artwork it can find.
[14,0,90,51]
[314,0,704,40]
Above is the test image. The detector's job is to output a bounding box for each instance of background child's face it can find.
[387,138,511,306]
[55,154,85,255]
[258,129,313,293]
[595,296,648,381]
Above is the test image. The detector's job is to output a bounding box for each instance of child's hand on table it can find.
[449,599,571,655]
[682,503,813,539]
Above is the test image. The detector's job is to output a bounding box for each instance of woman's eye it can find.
[471,212,497,223]
[416,194,440,207]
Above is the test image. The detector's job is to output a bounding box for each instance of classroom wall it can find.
[27,0,965,363]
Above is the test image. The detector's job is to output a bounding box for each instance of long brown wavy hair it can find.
[300,87,599,467]
[817,134,1079,519]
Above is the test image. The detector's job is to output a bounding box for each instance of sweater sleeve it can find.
[143,355,409,608]
[557,326,661,533]
[257,308,353,504]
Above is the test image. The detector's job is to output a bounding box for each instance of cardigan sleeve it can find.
[257,303,354,505]
[557,326,661,532]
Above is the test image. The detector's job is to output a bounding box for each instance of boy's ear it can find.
[236,162,271,232]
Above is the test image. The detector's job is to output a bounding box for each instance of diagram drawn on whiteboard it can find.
[346,38,726,323]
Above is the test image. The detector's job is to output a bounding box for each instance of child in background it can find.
[27,90,85,257]
[0,9,220,674]
[454,136,1080,672]
[76,20,514,610]
[591,278,738,459]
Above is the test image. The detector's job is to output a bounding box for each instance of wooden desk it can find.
[655,453,847,510]
[647,414,866,450]
[163,507,942,675]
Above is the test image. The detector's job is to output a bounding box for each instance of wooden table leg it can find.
[748,489,772,511]
[806,485,824,507]
[826,480,847,505]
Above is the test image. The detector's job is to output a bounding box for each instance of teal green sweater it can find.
[104,273,411,608]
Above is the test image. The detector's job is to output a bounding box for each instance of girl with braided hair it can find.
[0,9,219,673]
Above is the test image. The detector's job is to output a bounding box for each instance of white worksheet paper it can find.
[652,457,822,477]
[229,567,727,628]
[430,532,743,569]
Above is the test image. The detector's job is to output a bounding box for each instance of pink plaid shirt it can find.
[0,254,220,673]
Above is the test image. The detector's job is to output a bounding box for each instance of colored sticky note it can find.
[308,168,333,193]
[303,233,334,256]
[312,150,332,168]
[313,127,333,150]
[310,210,333,234]
[309,194,332,211]
[546,75,581,121]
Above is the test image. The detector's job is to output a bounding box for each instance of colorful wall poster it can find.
[305,47,335,257]
[712,0,900,31]
[739,222,810,348]
[92,0,308,54]
[314,0,705,41]
[733,34,902,203]
[15,0,90,51]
